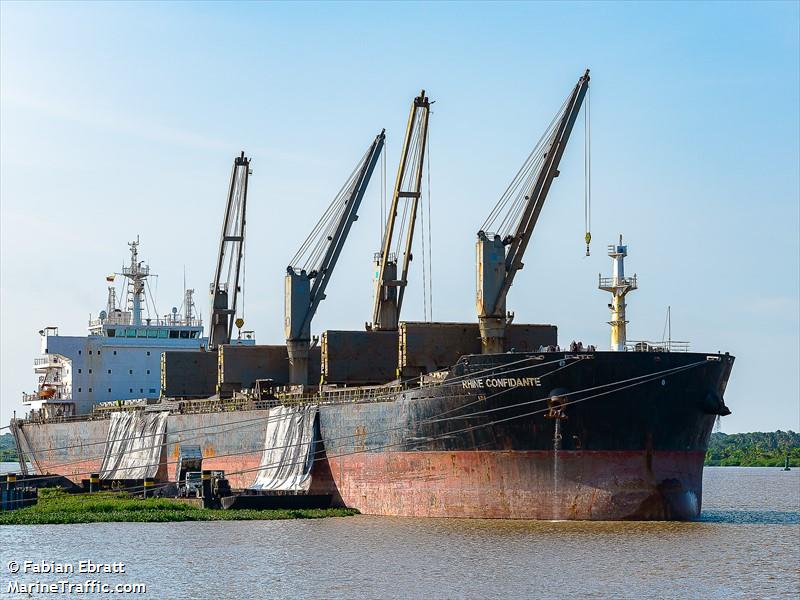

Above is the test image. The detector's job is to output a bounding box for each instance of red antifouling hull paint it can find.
[35,459,104,484]
[200,453,262,489]
[324,450,706,520]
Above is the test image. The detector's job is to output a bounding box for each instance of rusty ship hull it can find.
[14,350,734,520]
[315,350,734,519]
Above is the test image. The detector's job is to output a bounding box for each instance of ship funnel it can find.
[598,235,637,351]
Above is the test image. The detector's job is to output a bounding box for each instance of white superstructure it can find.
[23,239,254,418]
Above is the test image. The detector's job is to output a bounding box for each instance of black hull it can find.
[315,351,734,519]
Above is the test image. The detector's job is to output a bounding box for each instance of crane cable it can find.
[7,359,708,501]
[9,357,678,482]
[289,144,373,272]
[16,354,576,462]
[14,355,581,474]
[584,86,592,256]
[420,113,429,321]
[380,133,387,246]
[426,113,433,321]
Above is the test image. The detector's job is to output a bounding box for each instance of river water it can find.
[1,466,798,599]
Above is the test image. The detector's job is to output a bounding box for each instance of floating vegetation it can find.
[0,488,357,525]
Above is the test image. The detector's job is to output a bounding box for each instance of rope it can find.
[584,86,591,256]
[11,356,579,480]
[426,117,433,320]
[8,358,707,494]
[421,187,427,320]
[480,93,570,236]
[289,144,372,272]
[21,355,575,462]
[380,134,387,247]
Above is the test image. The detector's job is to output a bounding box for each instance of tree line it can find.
[0,433,17,462]
[705,430,799,467]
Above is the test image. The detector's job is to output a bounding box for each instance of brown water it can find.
[1,466,798,599]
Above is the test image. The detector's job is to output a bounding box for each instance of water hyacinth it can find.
[0,488,357,525]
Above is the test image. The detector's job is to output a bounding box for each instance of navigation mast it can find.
[120,237,151,326]
[477,70,590,353]
[209,152,250,350]
[286,131,385,384]
[371,90,431,331]
[599,236,637,351]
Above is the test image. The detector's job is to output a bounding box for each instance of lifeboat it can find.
[38,385,57,399]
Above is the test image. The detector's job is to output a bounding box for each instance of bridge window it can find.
[169,330,179,339]
[107,329,116,337]
[158,329,168,338]
[126,328,136,338]
[147,329,158,339]
[180,331,189,339]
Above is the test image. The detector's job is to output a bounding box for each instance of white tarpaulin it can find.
[250,404,318,492]
[99,411,168,480]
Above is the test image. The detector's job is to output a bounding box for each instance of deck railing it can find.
[626,340,690,353]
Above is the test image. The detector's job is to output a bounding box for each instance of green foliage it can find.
[0,433,17,462]
[705,430,800,467]
[0,488,358,525]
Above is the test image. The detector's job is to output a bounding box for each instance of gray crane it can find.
[286,131,385,384]
[477,70,590,353]
[371,91,431,331]
[209,152,250,350]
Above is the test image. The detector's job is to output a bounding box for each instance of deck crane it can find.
[477,70,590,354]
[286,131,385,384]
[209,151,250,350]
[371,90,431,331]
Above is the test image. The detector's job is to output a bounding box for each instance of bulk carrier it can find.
[11,71,734,520]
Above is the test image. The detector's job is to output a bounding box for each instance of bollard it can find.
[6,473,17,511]
[89,473,100,493]
[143,477,155,498]
[201,470,212,509]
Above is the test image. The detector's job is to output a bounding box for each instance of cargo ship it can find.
[10,71,734,520]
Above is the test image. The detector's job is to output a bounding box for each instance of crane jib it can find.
[490,71,590,317]
[371,90,432,331]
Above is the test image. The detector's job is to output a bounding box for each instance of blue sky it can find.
[1,1,798,432]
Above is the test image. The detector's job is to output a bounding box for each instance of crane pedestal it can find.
[478,316,506,355]
[287,339,310,386]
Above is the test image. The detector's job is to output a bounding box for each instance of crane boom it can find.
[477,70,590,353]
[286,131,385,384]
[371,90,431,331]
[209,151,250,350]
